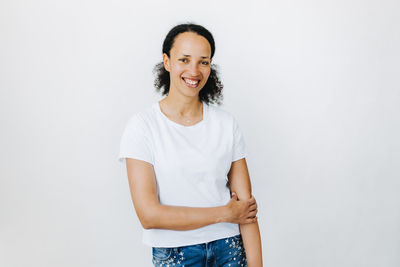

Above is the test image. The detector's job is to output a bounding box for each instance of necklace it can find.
[174,105,202,124]
[181,117,193,124]
[180,114,198,124]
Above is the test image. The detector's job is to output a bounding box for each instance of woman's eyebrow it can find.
[182,54,210,59]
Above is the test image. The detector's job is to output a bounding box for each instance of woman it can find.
[119,23,263,267]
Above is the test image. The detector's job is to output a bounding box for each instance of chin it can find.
[181,88,202,97]
[184,92,199,98]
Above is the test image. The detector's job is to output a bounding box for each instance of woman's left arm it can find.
[228,158,263,267]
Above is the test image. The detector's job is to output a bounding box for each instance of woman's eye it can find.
[180,58,188,63]
[202,61,209,65]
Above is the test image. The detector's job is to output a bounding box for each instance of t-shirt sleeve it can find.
[118,114,154,165]
[232,116,248,162]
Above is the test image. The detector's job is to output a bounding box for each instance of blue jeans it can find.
[152,234,247,267]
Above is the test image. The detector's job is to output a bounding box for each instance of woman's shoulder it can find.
[206,103,238,124]
[124,103,158,130]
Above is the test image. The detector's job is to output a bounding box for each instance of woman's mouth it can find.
[182,77,200,88]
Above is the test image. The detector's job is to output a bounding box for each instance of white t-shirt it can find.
[118,101,248,247]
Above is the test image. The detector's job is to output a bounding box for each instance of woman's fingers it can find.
[248,209,258,217]
[248,201,257,210]
[229,194,259,224]
[247,196,257,209]
[247,195,256,205]
[248,196,257,210]
[243,216,258,224]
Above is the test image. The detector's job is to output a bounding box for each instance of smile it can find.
[182,77,200,88]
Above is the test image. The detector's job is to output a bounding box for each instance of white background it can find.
[1,0,399,266]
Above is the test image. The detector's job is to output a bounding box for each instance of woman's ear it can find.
[162,53,170,72]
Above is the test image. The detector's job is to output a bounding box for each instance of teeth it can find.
[184,78,199,85]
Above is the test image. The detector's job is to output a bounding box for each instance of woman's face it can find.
[163,31,212,99]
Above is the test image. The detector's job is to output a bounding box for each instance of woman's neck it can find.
[160,95,203,118]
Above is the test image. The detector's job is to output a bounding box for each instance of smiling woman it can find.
[153,24,223,106]
[163,31,211,98]
[119,23,262,266]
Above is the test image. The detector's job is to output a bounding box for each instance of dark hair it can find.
[153,23,223,105]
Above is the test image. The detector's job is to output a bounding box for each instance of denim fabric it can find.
[152,234,247,267]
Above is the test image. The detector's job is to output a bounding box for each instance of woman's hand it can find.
[225,191,258,224]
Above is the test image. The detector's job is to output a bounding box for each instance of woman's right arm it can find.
[125,158,258,230]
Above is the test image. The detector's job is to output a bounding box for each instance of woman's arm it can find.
[125,158,257,230]
[228,158,263,267]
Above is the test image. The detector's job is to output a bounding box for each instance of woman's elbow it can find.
[137,206,159,229]
[139,216,152,229]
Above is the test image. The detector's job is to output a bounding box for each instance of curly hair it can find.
[153,23,224,105]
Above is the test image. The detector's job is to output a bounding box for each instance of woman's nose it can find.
[188,62,200,75]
